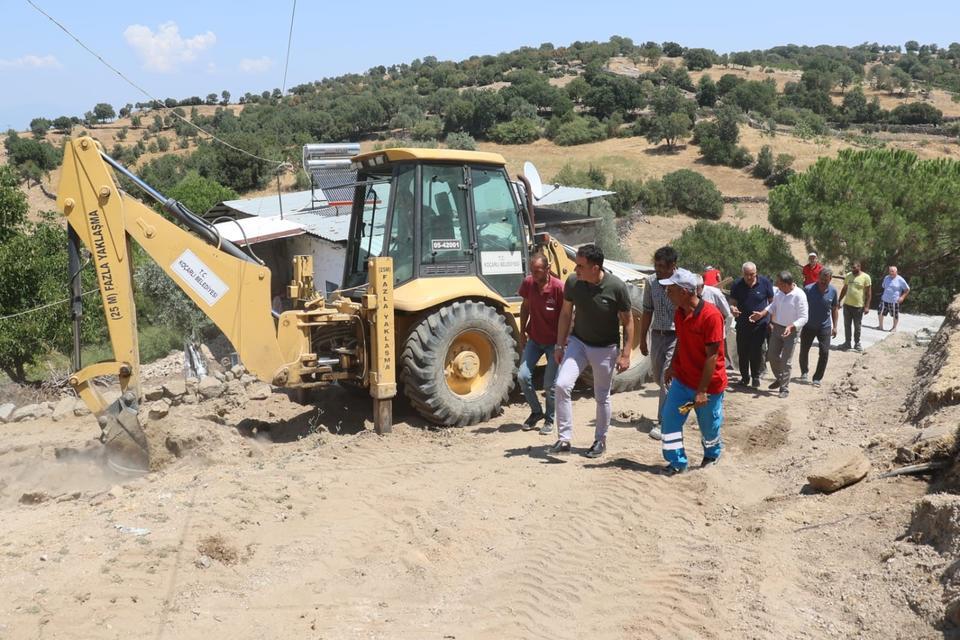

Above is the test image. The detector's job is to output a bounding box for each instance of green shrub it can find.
[672,221,799,283]
[552,115,606,146]
[411,117,443,141]
[661,169,723,219]
[638,178,671,215]
[753,145,774,179]
[138,324,183,363]
[730,145,753,169]
[607,178,645,216]
[445,132,477,150]
[552,164,607,190]
[489,117,541,144]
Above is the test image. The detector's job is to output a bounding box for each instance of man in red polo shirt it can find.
[802,252,822,286]
[660,268,727,475]
[517,254,565,435]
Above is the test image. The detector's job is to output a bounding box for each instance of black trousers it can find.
[736,322,767,380]
[799,326,831,381]
[843,305,863,345]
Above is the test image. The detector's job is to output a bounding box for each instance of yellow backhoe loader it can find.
[57,137,649,472]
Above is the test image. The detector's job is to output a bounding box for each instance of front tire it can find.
[401,301,518,426]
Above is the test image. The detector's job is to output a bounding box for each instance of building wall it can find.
[287,235,347,295]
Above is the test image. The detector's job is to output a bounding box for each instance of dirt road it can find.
[0,334,942,639]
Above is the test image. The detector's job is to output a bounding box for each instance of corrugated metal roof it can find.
[213,216,306,246]
[284,209,352,243]
[207,190,317,219]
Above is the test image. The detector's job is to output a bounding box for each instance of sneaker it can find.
[840,343,851,351]
[779,388,790,398]
[700,456,720,469]
[538,421,554,436]
[767,380,781,390]
[522,412,544,431]
[812,380,822,388]
[855,343,863,353]
[799,373,808,382]
[649,426,662,440]
[661,464,688,476]
[548,439,571,455]
[584,440,606,458]
[736,378,750,387]
[751,377,760,388]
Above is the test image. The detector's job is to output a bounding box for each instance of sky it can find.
[2,0,959,130]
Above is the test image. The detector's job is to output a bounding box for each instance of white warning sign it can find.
[172,249,229,307]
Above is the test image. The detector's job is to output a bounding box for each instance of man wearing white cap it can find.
[660,268,728,475]
[802,252,822,286]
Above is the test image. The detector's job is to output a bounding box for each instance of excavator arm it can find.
[56,137,395,471]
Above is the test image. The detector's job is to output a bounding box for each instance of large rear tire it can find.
[401,301,518,426]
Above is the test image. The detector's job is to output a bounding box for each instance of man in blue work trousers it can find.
[659,268,728,475]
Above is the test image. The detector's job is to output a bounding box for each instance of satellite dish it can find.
[523,161,544,200]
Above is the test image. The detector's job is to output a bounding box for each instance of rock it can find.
[148,399,170,421]
[806,447,871,492]
[108,485,124,498]
[182,394,198,405]
[162,380,186,398]
[198,377,225,399]
[195,555,211,569]
[51,397,76,422]
[212,371,226,383]
[19,491,50,505]
[0,402,15,423]
[230,364,245,378]
[248,383,272,400]
[73,400,91,417]
[946,597,960,628]
[143,386,164,401]
[223,370,234,382]
[185,377,200,395]
[908,494,960,556]
[240,374,257,386]
[12,403,46,422]
[225,380,244,397]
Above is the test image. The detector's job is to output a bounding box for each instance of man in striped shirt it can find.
[639,246,678,441]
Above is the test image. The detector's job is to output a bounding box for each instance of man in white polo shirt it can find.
[750,271,808,398]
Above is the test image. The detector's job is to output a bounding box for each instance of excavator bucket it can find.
[98,392,150,474]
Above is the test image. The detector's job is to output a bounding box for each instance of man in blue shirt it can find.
[878,266,910,332]
[799,268,839,387]
[729,262,775,388]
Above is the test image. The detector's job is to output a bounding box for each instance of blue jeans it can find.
[661,379,724,470]
[517,339,558,424]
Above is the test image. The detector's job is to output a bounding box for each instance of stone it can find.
[143,386,164,401]
[163,380,186,398]
[182,394,198,405]
[225,380,244,397]
[73,400,91,417]
[51,397,76,422]
[230,364,245,378]
[12,403,45,422]
[248,383,272,401]
[198,377,225,399]
[212,371,226,383]
[223,371,234,382]
[148,399,170,421]
[0,402,15,423]
[806,447,871,493]
[946,597,960,628]
[185,377,200,395]
[240,374,257,385]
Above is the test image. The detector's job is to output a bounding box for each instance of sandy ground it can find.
[0,326,948,639]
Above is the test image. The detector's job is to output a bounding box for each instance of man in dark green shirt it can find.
[551,244,634,458]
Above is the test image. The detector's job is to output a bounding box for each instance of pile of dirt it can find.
[897,295,960,633]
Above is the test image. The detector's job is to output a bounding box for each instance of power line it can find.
[25,0,284,167]
[0,290,98,322]
[281,0,297,94]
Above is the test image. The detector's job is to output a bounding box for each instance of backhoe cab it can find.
[57,139,645,473]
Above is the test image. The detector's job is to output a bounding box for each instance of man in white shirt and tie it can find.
[750,271,808,398]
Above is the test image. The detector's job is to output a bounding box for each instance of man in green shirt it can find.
[551,244,634,458]
[839,261,872,352]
